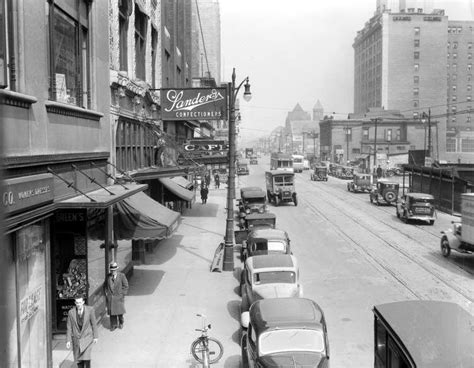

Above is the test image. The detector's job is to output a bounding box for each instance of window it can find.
[151,27,158,88]
[0,0,8,88]
[452,95,457,101]
[134,5,147,80]
[453,53,457,59]
[469,42,473,49]
[49,0,90,108]
[452,74,457,81]
[414,39,420,47]
[452,106,457,113]
[469,64,473,71]
[413,87,419,97]
[469,53,472,60]
[448,42,451,48]
[414,27,420,35]
[414,76,419,83]
[468,85,472,92]
[469,74,472,82]
[447,53,450,59]
[453,85,457,91]
[413,100,419,107]
[447,138,456,152]
[453,63,457,71]
[414,64,419,72]
[119,0,131,71]
[363,128,369,140]
[453,41,458,49]
[386,129,392,142]
[468,96,472,102]
[462,138,474,152]
[414,51,420,59]
[396,129,401,141]
[468,116,472,123]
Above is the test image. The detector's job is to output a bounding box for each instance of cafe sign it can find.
[184,140,229,152]
[2,173,54,215]
[161,88,228,121]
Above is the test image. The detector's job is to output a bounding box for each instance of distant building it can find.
[284,103,323,156]
[354,3,474,161]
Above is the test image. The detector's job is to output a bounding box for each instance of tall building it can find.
[192,0,221,85]
[354,4,474,160]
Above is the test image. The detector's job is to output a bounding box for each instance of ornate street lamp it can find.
[223,68,251,271]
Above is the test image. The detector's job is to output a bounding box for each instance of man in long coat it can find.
[66,297,98,368]
[104,261,129,330]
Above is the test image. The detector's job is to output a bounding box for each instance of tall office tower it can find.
[191,0,222,85]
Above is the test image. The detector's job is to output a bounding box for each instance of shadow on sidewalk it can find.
[140,235,183,265]
[127,268,165,296]
[184,203,219,217]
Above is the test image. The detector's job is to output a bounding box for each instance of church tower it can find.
[313,100,324,122]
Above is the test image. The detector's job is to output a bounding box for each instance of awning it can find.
[57,183,148,208]
[114,192,180,240]
[159,177,194,202]
[171,176,193,189]
[133,166,188,181]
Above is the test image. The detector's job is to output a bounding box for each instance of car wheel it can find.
[384,190,397,203]
[396,208,400,218]
[275,196,280,207]
[370,195,373,204]
[441,237,451,257]
[293,194,298,206]
[403,211,409,223]
[429,220,435,226]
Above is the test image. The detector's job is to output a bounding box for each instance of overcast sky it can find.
[219,0,474,143]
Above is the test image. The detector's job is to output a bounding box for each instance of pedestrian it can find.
[214,173,220,189]
[376,165,383,179]
[205,172,211,187]
[200,184,209,204]
[104,261,129,331]
[66,296,98,368]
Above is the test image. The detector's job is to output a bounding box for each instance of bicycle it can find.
[190,314,224,367]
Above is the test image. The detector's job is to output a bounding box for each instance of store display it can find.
[57,259,87,299]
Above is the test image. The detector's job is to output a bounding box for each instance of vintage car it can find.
[241,228,291,262]
[347,173,372,192]
[241,298,330,368]
[237,163,250,175]
[311,165,328,181]
[265,170,297,206]
[369,180,399,205]
[396,192,435,225]
[249,155,258,165]
[240,254,303,323]
[238,187,267,217]
[234,213,277,245]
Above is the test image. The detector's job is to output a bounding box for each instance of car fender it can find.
[441,231,461,249]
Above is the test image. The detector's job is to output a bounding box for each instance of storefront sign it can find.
[393,16,411,21]
[184,140,228,152]
[2,174,54,215]
[20,286,42,324]
[161,88,227,121]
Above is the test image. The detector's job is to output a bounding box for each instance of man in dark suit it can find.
[66,297,98,368]
[104,261,129,331]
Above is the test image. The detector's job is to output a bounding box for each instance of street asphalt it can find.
[55,185,242,367]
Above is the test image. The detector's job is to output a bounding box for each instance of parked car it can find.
[241,228,291,262]
[238,163,250,175]
[241,298,330,368]
[238,187,267,216]
[250,155,258,165]
[240,254,303,324]
[234,213,277,245]
[265,170,297,206]
[369,180,399,205]
[347,173,372,192]
[396,192,436,225]
[311,165,328,181]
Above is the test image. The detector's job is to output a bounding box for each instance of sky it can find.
[219,0,474,144]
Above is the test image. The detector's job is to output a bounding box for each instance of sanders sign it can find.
[161,87,228,121]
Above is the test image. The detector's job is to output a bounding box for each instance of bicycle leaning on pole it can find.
[190,314,224,367]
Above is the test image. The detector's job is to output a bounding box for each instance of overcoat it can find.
[104,272,129,315]
[66,305,98,361]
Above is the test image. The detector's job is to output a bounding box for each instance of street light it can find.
[421,109,431,162]
[345,126,351,164]
[223,68,251,271]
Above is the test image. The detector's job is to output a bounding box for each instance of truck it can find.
[245,148,254,159]
[440,193,474,257]
[270,152,293,172]
[291,154,304,173]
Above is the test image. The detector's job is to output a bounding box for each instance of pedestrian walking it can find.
[376,165,383,179]
[214,173,220,189]
[104,261,129,331]
[205,172,211,187]
[200,185,209,204]
[66,296,98,368]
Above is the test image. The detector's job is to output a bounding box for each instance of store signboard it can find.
[2,174,54,215]
[20,286,42,325]
[184,140,228,152]
[161,88,227,121]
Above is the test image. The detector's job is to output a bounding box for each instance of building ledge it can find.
[45,101,104,121]
[0,89,38,108]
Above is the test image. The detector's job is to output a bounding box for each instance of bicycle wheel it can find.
[191,337,224,364]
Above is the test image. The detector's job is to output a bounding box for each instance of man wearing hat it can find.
[104,261,129,331]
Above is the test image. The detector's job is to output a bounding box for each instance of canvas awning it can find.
[114,192,180,240]
[171,176,193,189]
[159,177,194,201]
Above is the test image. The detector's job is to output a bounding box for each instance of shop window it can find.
[49,0,90,108]
[135,4,147,80]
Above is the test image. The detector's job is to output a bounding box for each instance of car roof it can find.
[266,170,295,176]
[373,301,474,367]
[378,180,399,185]
[241,186,263,193]
[405,192,434,199]
[249,228,287,240]
[247,254,295,270]
[242,190,266,199]
[250,298,324,335]
[246,213,276,220]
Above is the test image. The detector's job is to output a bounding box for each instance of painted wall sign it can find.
[20,286,42,325]
[161,88,228,121]
[2,174,54,215]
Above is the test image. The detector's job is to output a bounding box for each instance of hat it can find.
[109,262,118,271]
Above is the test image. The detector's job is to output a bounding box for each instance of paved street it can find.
[55,187,242,368]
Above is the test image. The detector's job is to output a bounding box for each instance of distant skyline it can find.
[219,0,474,143]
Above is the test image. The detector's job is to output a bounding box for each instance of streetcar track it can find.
[297,176,474,305]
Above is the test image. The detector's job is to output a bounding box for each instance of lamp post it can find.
[372,118,379,172]
[345,126,351,164]
[223,68,251,271]
[421,109,431,162]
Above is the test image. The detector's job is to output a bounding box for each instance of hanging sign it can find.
[161,88,228,121]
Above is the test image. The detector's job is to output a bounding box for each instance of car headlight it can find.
[258,207,264,213]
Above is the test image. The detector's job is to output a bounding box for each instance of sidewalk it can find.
[54,187,242,368]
